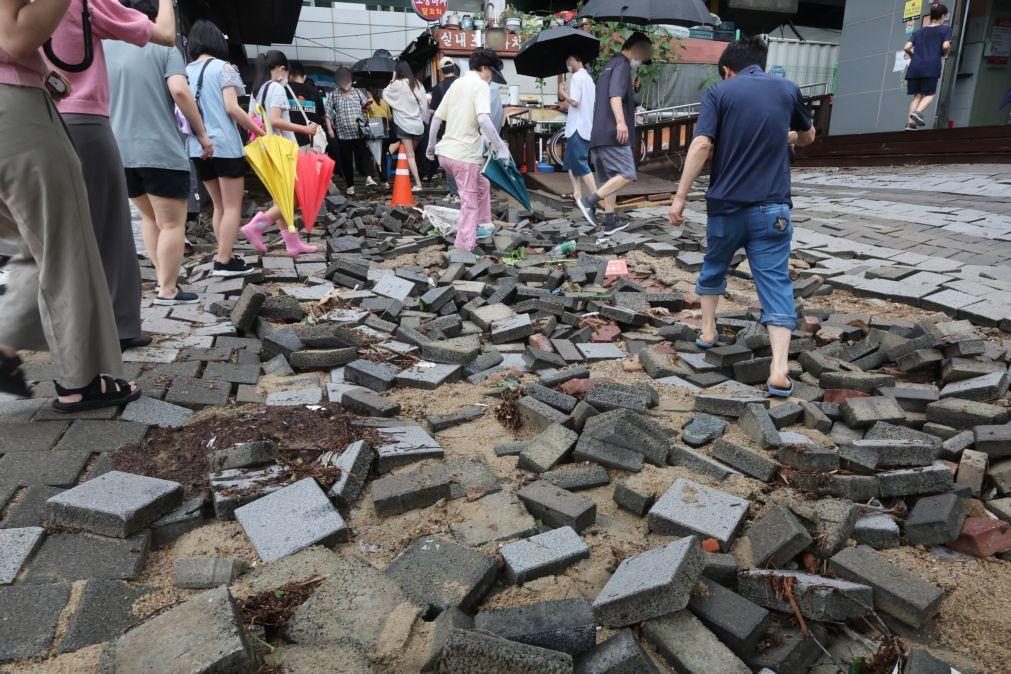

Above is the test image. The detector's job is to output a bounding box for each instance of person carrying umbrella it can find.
[241,50,320,257]
[328,66,379,196]
[425,48,512,251]
[557,52,597,206]
[575,31,653,236]
[668,36,816,398]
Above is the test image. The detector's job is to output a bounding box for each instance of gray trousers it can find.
[64,114,143,341]
[0,86,123,388]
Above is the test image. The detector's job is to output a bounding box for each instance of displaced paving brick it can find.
[819,371,895,393]
[150,498,206,549]
[387,536,496,613]
[668,444,740,481]
[437,628,572,674]
[52,420,148,454]
[777,442,840,472]
[613,468,669,516]
[165,376,231,408]
[583,385,648,414]
[737,569,873,621]
[0,527,44,585]
[234,478,348,562]
[829,545,943,627]
[956,448,988,496]
[840,396,908,428]
[711,439,781,482]
[395,362,462,389]
[804,499,858,558]
[572,434,644,472]
[230,284,267,332]
[688,576,770,657]
[97,586,251,672]
[344,359,400,392]
[738,403,782,449]
[475,597,596,656]
[540,464,610,492]
[926,398,1010,428]
[171,557,247,589]
[265,387,323,407]
[426,405,484,432]
[746,623,823,673]
[518,423,578,473]
[642,610,751,674]
[574,628,658,674]
[939,371,1009,402]
[582,409,670,466]
[289,348,357,370]
[843,439,937,469]
[592,537,704,627]
[800,400,833,433]
[374,426,444,473]
[853,513,900,549]
[517,480,596,532]
[328,440,375,507]
[693,394,770,418]
[903,649,954,674]
[500,525,589,584]
[745,504,812,567]
[341,388,401,417]
[449,491,535,547]
[372,463,451,517]
[878,462,953,497]
[22,532,149,584]
[491,313,535,344]
[647,479,750,550]
[45,470,183,538]
[0,485,63,528]
[525,383,578,413]
[207,441,279,472]
[210,465,287,519]
[0,583,71,661]
[681,413,728,447]
[974,424,1011,459]
[948,517,1011,557]
[768,401,804,428]
[517,395,570,432]
[904,492,967,545]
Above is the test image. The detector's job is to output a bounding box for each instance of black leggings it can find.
[335,138,374,188]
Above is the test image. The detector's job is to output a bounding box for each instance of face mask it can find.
[566,63,574,73]
[340,82,351,91]
[630,59,642,69]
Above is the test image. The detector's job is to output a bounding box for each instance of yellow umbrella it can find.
[244,104,299,232]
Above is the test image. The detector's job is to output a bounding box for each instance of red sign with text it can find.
[435,29,521,56]
[412,0,448,22]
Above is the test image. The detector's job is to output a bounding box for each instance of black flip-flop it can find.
[0,354,30,397]
[52,375,142,414]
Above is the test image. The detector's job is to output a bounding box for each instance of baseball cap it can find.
[439,56,455,69]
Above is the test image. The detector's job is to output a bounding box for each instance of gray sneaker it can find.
[910,111,926,127]
[575,197,598,227]
[601,219,629,236]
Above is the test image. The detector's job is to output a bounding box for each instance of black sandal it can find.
[0,354,31,398]
[52,375,141,414]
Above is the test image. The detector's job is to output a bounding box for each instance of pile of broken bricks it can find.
[2,191,1011,672]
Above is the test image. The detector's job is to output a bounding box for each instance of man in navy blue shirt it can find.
[669,36,815,397]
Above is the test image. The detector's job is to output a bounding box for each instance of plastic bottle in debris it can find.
[548,240,576,259]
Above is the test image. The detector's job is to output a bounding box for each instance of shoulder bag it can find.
[287,83,328,153]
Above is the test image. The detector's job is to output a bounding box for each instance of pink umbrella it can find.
[295,150,335,233]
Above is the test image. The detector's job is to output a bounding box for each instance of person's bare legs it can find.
[148,195,187,299]
[401,137,422,188]
[593,175,632,203]
[133,195,159,276]
[567,171,582,201]
[217,176,245,263]
[580,172,598,200]
[914,93,935,114]
[699,294,719,345]
[203,179,224,242]
[908,94,922,119]
[768,325,792,389]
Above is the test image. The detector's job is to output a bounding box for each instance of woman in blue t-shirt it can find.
[903,2,952,130]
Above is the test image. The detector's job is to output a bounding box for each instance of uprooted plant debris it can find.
[238,576,327,633]
[113,404,371,496]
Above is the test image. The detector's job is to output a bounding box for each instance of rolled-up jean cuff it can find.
[760,312,798,330]
[695,282,727,296]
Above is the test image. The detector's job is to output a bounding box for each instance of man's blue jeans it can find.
[695,203,797,330]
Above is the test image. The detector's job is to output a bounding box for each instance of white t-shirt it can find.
[251,80,296,143]
[565,67,595,141]
[434,71,491,165]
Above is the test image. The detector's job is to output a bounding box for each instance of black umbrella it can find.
[577,0,716,27]
[351,54,396,77]
[515,27,600,79]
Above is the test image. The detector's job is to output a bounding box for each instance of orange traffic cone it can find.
[390,150,414,207]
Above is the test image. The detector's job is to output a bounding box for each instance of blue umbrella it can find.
[482,156,533,212]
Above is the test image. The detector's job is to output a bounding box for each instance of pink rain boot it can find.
[240,212,271,253]
[280,229,317,257]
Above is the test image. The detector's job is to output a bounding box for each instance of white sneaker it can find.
[365,176,377,187]
[346,186,355,196]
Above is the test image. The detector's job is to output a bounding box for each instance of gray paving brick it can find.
[517,480,596,532]
[46,470,183,538]
[737,569,873,621]
[647,478,750,550]
[475,597,596,656]
[22,532,149,584]
[372,463,451,517]
[643,610,751,674]
[500,525,589,584]
[235,478,347,562]
[387,535,496,613]
[0,451,90,488]
[0,582,71,661]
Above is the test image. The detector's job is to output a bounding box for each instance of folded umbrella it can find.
[482,155,532,212]
[245,104,299,232]
[515,27,600,79]
[295,150,335,234]
[577,0,716,27]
